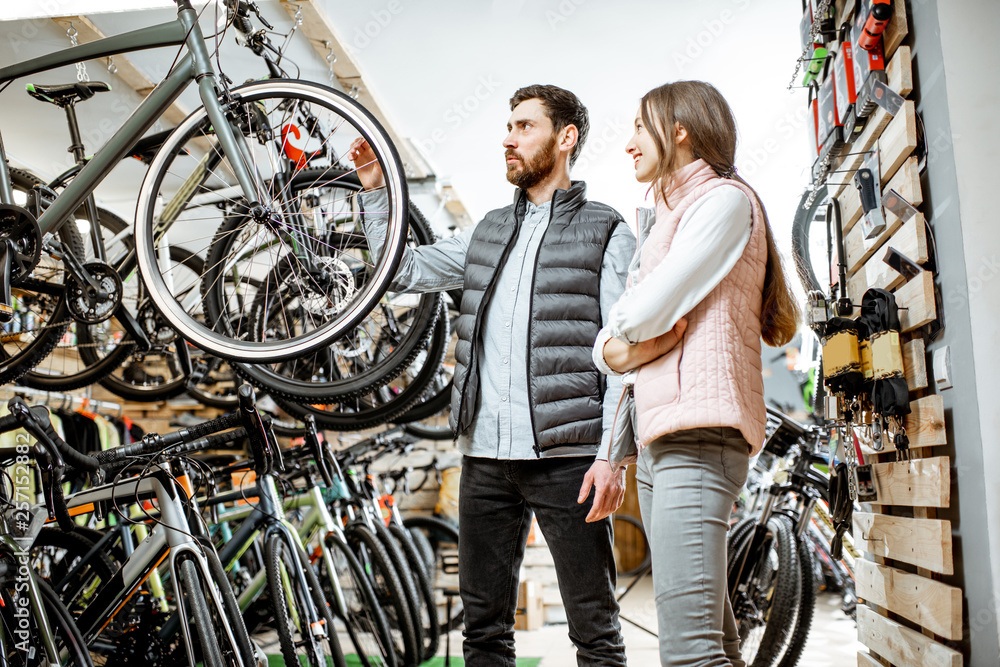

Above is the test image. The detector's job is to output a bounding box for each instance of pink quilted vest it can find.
[633,159,767,455]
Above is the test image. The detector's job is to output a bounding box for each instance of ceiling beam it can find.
[49,15,191,126]
[277,0,432,179]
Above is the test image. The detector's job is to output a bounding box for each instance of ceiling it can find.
[0,1,808,251]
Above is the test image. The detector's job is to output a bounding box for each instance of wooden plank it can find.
[831,46,914,202]
[898,271,937,332]
[905,394,947,448]
[845,157,923,273]
[857,606,962,667]
[859,394,946,455]
[877,100,918,187]
[858,651,883,667]
[883,1,910,59]
[50,16,189,126]
[853,513,953,574]
[842,100,918,236]
[904,338,928,390]
[847,213,928,298]
[868,456,950,508]
[855,559,962,640]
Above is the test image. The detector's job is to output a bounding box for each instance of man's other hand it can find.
[578,459,626,523]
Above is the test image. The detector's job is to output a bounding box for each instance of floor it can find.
[429,578,862,666]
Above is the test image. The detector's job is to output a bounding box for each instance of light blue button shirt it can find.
[361,189,634,460]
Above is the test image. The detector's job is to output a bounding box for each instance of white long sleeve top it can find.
[593,184,753,378]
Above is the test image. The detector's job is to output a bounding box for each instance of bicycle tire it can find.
[179,556,225,667]
[295,535,348,667]
[202,543,258,667]
[612,513,650,578]
[790,185,830,296]
[322,531,397,667]
[265,531,335,667]
[0,168,84,387]
[402,515,463,634]
[136,79,408,363]
[227,172,440,402]
[277,300,449,430]
[777,521,817,667]
[370,521,425,657]
[389,522,440,661]
[407,525,436,581]
[728,515,801,667]
[344,522,420,667]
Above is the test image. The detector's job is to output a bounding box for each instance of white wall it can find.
[936,0,1000,646]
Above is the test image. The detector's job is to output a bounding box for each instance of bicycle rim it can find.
[135,79,408,362]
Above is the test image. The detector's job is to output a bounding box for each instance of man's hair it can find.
[509,84,589,167]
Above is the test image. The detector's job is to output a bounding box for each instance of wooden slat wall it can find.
[812,3,963,664]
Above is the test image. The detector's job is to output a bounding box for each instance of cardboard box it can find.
[514,580,544,631]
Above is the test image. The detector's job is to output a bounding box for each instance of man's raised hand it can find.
[347,138,386,191]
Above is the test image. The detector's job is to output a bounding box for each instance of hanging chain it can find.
[787,0,834,90]
[842,423,860,500]
[66,24,90,83]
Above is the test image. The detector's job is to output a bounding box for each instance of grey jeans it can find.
[635,427,751,667]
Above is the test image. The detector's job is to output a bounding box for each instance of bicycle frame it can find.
[60,464,249,666]
[0,533,62,664]
[0,0,260,238]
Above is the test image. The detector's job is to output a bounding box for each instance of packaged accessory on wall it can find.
[833,27,858,127]
[858,0,893,51]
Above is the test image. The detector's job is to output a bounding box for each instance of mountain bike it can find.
[0,0,408,366]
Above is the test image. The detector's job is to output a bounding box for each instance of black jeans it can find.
[459,455,627,666]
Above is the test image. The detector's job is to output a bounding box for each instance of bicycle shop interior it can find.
[0,1,996,666]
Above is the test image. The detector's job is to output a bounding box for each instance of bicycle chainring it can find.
[64,262,123,324]
[0,204,42,284]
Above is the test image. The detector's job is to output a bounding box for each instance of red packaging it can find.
[833,42,857,122]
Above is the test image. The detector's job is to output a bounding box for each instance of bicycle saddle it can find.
[25,81,111,107]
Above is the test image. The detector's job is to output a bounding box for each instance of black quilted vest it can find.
[449,181,622,454]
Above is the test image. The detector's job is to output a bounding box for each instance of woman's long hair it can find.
[640,81,800,347]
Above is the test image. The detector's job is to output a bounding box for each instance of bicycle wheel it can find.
[265,531,342,667]
[223,172,440,402]
[344,523,419,667]
[777,520,817,667]
[407,525,436,580]
[0,574,93,667]
[727,515,801,667]
[0,168,85,386]
[790,185,832,297]
[370,522,424,658]
[277,300,449,430]
[135,79,408,363]
[402,515,462,633]
[612,513,650,578]
[178,556,225,667]
[322,531,396,667]
[388,522,439,661]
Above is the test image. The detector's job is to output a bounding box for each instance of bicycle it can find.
[727,407,857,667]
[0,0,409,366]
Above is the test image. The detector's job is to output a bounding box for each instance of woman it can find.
[590,81,800,666]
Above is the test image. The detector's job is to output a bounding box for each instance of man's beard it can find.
[505,135,558,190]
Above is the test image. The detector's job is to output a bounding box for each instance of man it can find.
[350,85,633,666]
